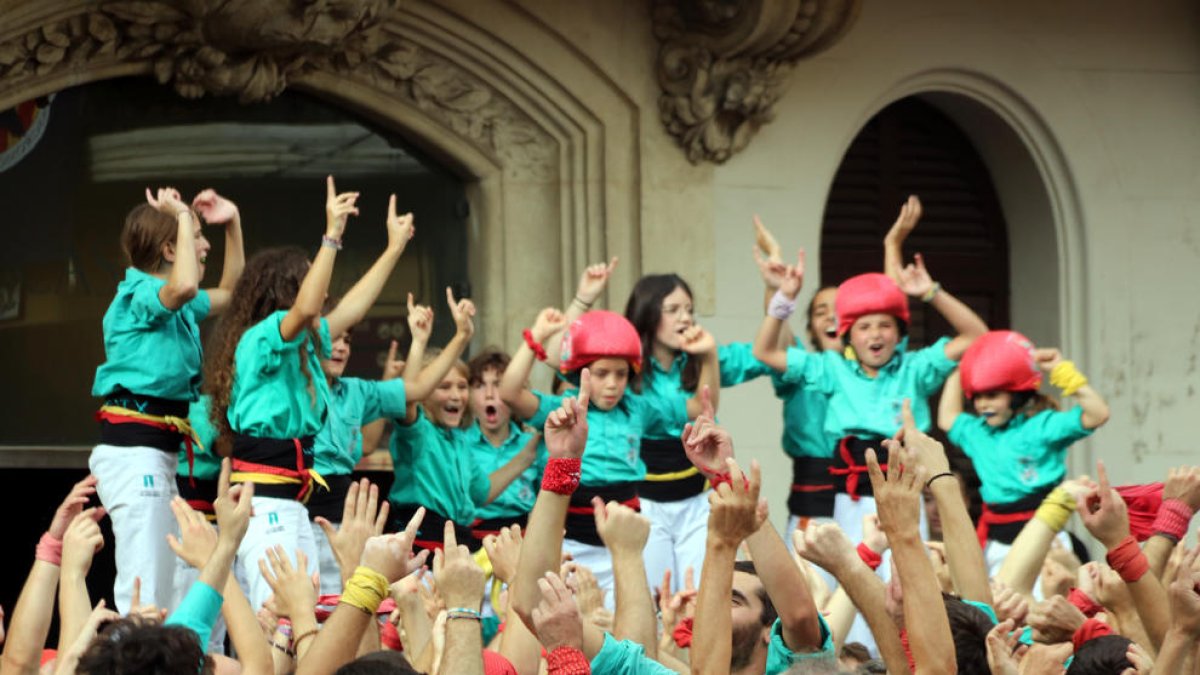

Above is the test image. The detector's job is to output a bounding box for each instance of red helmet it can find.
[959,330,1042,398]
[559,310,643,374]
[835,273,910,336]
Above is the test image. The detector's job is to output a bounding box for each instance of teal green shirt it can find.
[314,377,408,476]
[783,337,956,449]
[527,389,687,486]
[948,407,1093,504]
[773,340,832,459]
[177,395,221,481]
[388,408,489,523]
[590,633,675,675]
[228,311,332,438]
[463,422,546,521]
[640,342,774,440]
[164,580,223,647]
[93,268,211,401]
[766,614,835,674]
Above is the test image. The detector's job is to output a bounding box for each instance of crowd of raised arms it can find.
[7,181,1200,675]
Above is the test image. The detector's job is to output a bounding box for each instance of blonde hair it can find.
[419,347,470,429]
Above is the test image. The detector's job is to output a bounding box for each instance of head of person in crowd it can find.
[959,330,1057,428]
[1065,635,1135,675]
[332,649,422,675]
[121,200,210,279]
[319,295,352,383]
[77,617,212,675]
[942,593,994,675]
[421,347,471,429]
[729,560,780,672]
[559,309,642,412]
[204,246,315,441]
[834,273,909,374]
[468,348,514,437]
[625,273,697,389]
[807,286,841,352]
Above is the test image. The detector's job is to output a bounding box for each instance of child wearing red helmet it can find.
[500,305,717,599]
[752,241,987,545]
[937,330,1110,573]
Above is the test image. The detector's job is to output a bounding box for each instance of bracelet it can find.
[523,329,548,361]
[546,646,590,675]
[1105,535,1149,583]
[276,618,293,640]
[1152,499,1194,543]
[856,542,883,571]
[446,607,483,621]
[1049,360,1088,396]
[767,289,797,321]
[925,472,955,489]
[709,472,750,491]
[1033,487,1077,533]
[340,566,389,615]
[321,234,343,250]
[268,638,295,658]
[35,532,63,566]
[541,457,582,495]
[921,282,942,303]
[292,629,319,651]
[572,296,593,309]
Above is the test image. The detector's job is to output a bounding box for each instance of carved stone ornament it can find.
[0,1,555,177]
[654,0,861,164]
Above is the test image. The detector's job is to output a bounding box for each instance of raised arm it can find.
[996,479,1091,597]
[1157,547,1200,674]
[594,498,658,659]
[499,308,567,421]
[937,369,964,432]
[484,433,540,503]
[1035,349,1111,429]
[542,258,618,367]
[883,196,921,284]
[402,288,475,404]
[751,250,804,372]
[745,520,823,651]
[191,189,245,315]
[752,215,797,350]
[393,295,432,425]
[896,254,987,362]
[146,187,201,310]
[325,194,415,338]
[55,509,105,657]
[281,176,357,341]
[433,523,488,675]
[1147,467,1200,579]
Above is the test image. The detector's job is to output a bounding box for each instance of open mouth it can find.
[824,327,837,337]
[484,404,498,424]
[867,343,885,357]
[444,404,462,416]
[980,411,996,418]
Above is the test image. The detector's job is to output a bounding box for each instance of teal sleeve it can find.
[128,276,174,326]
[717,342,774,386]
[470,463,491,507]
[190,289,212,323]
[590,633,676,675]
[764,615,835,674]
[164,580,223,646]
[358,378,409,422]
[946,412,972,450]
[1032,407,1094,447]
[911,336,957,396]
[962,599,999,624]
[316,317,332,359]
[527,390,565,430]
[243,311,313,375]
[781,346,830,391]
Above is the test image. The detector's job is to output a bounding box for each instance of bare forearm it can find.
[892,534,955,673]
[931,478,992,604]
[823,586,858,649]
[611,549,658,659]
[512,491,569,624]
[408,333,470,401]
[1127,574,1171,649]
[832,564,907,672]
[499,599,542,675]
[745,525,821,649]
[752,317,788,372]
[325,247,402,337]
[294,606,361,675]
[687,353,721,418]
[937,371,963,432]
[55,572,90,655]
[1145,535,1175,582]
[218,216,245,291]
[1156,628,1195,672]
[360,419,386,457]
[1073,385,1111,429]
[166,213,200,301]
[692,542,736,675]
[283,245,337,340]
[929,287,987,340]
[443,619,486,675]
[222,576,272,675]
[487,452,535,503]
[197,539,238,594]
[2,562,59,674]
[996,518,1057,598]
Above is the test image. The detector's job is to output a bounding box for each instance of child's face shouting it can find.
[320,333,351,381]
[973,390,1014,427]
[429,370,469,427]
[848,313,900,372]
[469,367,512,434]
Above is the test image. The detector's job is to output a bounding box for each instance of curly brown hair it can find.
[204,246,317,447]
[76,616,212,675]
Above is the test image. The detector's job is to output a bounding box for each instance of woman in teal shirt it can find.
[91,187,244,615]
[204,180,413,610]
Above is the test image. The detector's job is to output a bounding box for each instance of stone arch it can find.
[0,0,641,345]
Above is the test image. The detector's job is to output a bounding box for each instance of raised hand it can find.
[1027,595,1085,643]
[752,215,786,289]
[1163,466,1200,512]
[446,287,475,341]
[707,458,767,548]
[575,257,618,306]
[885,195,922,244]
[60,508,106,577]
[753,215,783,261]
[406,292,434,345]
[592,497,651,555]
[385,194,415,255]
[862,513,889,554]
[214,458,253,547]
[127,576,167,622]
[531,307,568,343]
[324,175,360,240]
[1032,347,1063,373]
[191,189,239,225]
[381,339,406,381]
[361,507,429,583]
[145,187,189,217]
[531,571,584,652]
[315,478,391,579]
[432,522,485,610]
[544,368,590,459]
[166,496,217,568]
[984,619,1021,675]
[481,525,523,585]
[1079,460,1130,549]
[896,253,935,298]
[1168,545,1200,637]
[866,446,926,537]
[48,475,98,541]
[681,387,733,476]
[657,567,698,631]
[1091,563,1134,614]
[990,581,1030,626]
[679,325,717,356]
[259,546,317,621]
[779,249,805,300]
[792,522,860,577]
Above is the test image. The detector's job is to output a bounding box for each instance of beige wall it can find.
[516,0,1200,526]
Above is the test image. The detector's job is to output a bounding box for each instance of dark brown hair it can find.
[468,347,511,386]
[77,616,211,675]
[625,274,697,392]
[120,204,180,272]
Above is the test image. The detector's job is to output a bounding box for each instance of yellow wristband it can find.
[1050,361,1088,396]
[341,566,389,615]
[1034,487,1076,532]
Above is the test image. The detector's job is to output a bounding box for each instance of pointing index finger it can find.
[577,368,591,410]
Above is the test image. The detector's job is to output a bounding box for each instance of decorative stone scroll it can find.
[653,0,861,164]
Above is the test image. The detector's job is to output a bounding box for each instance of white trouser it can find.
[311,520,343,596]
[640,492,711,594]
[90,444,180,614]
[562,538,615,611]
[235,497,319,611]
[173,544,228,654]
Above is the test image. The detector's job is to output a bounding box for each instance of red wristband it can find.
[1067,588,1103,618]
[546,646,591,675]
[36,533,62,566]
[856,542,883,571]
[523,329,548,361]
[1152,499,1194,542]
[541,458,582,495]
[1105,535,1149,583]
[709,472,750,491]
[1072,618,1113,652]
[672,617,694,648]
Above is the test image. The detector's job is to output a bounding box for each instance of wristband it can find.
[523,329,548,361]
[1071,618,1113,653]
[321,234,343,250]
[709,472,750,491]
[767,289,797,321]
[341,566,389,615]
[447,607,483,621]
[1050,360,1088,396]
[276,618,293,641]
[672,617,694,648]
[541,458,582,495]
[925,472,955,489]
[1105,536,1149,583]
[921,282,941,303]
[546,646,590,675]
[1066,588,1103,618]
[1033,487,1076,533]
[1151,498,1194,543]
[35,532,63,566]
[856,542,883,571]
[572,296,593,309]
